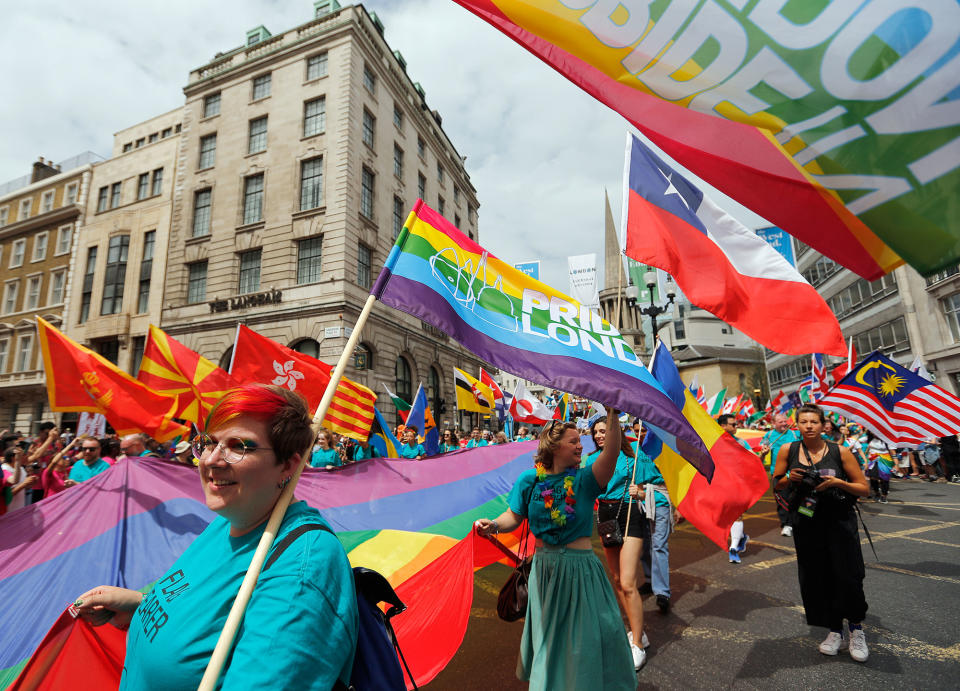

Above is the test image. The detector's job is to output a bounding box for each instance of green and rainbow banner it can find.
[372,200,714,478]
[452,0,960,279]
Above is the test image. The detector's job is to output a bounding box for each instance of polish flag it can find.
[509,381,553,425]
[622,135,846,356]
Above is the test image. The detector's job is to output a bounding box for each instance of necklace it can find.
[534,462,577,526]
[803,441,828,464]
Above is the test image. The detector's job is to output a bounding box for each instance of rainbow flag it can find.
[0,444,539,689]
[867,448,895,481]
[641,343,768,548]
[373,200,714,479]
[451,0,960,280]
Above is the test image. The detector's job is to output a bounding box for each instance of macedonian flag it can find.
[137,325,238,425]
[36,318,188,442]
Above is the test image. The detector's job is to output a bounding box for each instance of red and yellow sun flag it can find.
[136,325,238,425]
[36,318,188,443]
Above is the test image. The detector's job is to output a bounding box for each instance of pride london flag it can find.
[372,200,714,478]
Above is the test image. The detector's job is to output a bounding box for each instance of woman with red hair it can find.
[74,385,358,689]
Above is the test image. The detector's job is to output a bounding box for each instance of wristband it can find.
[491,519,500,535]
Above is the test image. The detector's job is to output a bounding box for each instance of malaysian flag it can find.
[811,353,830,401]
[820,351,960,446]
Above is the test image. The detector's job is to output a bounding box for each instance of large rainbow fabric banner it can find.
[372,200,714,478]
[0,445,537,689]
[452,0,960,279]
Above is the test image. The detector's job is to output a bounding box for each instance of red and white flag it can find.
[623,135,846,356]
[831,339,858,383]
[509,381,553,425]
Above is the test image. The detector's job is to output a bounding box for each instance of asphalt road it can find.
[428,479,960,690]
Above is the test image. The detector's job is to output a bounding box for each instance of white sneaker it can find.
[627,630,650,649]
[781,526,793,537]
[848,628,869,662]
[819,631,845,656]
[631,642,647,670]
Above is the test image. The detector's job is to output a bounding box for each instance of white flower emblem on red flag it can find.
[272,360,305,390]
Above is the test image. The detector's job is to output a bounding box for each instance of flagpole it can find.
[623,422,643,537]
[198,293,378,691]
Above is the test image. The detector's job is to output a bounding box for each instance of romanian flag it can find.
[0,445,537,689]
[642,342,768,548]
[453,367,494,415]
[452,0,960,280]
[35,318,187,443]
[229,325,376,440]
[374,200,714,479]
[136,325,237,424]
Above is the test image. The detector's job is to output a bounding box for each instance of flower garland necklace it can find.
[535,462,577,526]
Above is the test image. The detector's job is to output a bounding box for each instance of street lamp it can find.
[627,271,675,338]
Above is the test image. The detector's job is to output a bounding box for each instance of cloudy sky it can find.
[1,0,765,290]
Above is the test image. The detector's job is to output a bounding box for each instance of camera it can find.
[797,467,823,492]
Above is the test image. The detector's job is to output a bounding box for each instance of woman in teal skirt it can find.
[476,409,637,690]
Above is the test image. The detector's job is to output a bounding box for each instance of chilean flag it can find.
[622,135,846,357]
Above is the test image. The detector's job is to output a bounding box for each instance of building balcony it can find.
[0,368,45,388]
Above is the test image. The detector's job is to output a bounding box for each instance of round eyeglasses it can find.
[191,435,273,464]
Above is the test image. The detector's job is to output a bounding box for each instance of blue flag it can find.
[407,384,441,456]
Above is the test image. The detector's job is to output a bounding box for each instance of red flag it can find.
[36,318,187,443]
[229,325,375,440]
[832,339,858,383]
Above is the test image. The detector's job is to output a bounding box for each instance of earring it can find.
[277,476,291,489]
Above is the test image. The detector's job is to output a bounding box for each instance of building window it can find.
[363,64,376,93]
[161,127,172,138]
[437,163,444,184]
[10,239,25,268]
[393,144,404,178]
[219,346,233,370]
[25,276,41,310]
[362,108,375,147]
[395,356,412,424]
[358,243,372,290]
[97,186,108,212]
[827,274,898,320]
[130,335,146,375]
[32,232,48,261]
[417,172,426,201]
[438,196,445,216]
[137,173,150,200]
[97,339,119,365]
[79,246,97,323]
[300,157,323,210]
[110,182,122,209]
[429,366,441,415]
[802,255,842,287]
[417,135,425,158]
[769,357,808,387]
[944,294,960,342]
[926,265,960,286]
[674,303,686,339]
[454,186,460,205]
[306,52,328,80]
[393,196,404,240]
[248,116,268,154]
[292,339,321,359]
[101,235,129,315]
[354,343,372,370]
[48,270,65,305]
[18,199,31,221]
[192,189,212,237]
[297,237,323,284]
[56,225,72,255]
[238,249,261,294]
[135,138,144,148]
[203,92,221,117]
[138,230,155,313]
[361,167,375,219]
[852,317,911,357]
[64,183,78,206]
[15,334,33,372]
[393,103,404,129]
[243,174,264,224]
[187,261,208,303]
[148,133,158,143]
[0,339,8,373]
[303,97,325,137]
[455,214,461,229]
[2,281,18,315]
[41,191,55,213]
[152,168,163,196]
[252,73,271,100]
[198,134,217,169]
[0,207,8,227]
[123,143,133,152]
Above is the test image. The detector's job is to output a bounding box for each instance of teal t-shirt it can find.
[310,447,340,468]
[466,439,487,448]
[588,449,669,506]
[120,502,357,690]
[68,458,110,483]
[763,429,801,476]
[508,465,603,545]
[400,443,425,459]
[441,443,459,453]
[353,444,379,461]
[734,435,752,451]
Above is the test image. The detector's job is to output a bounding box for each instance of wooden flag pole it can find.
[198,293,378,691]
[623,422,643,536]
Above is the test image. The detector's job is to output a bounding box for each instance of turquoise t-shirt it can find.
[120,502,357,690]
[310,447,340,468]
[353,444,379,461]
[441,443,459,453]
[588,449,669,506]
[400,443,425,459]
[466,439,487,448]
[763,429,801,476]
[508,465,603,545]
[68,458,110,483]
[734,436,752,451]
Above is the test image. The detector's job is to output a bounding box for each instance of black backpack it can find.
[264,524,417,691]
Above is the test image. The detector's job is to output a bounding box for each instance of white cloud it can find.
[1,0,767,292]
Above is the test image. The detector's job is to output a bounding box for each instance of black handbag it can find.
[597,477,631,547]
[496,522,531,622]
